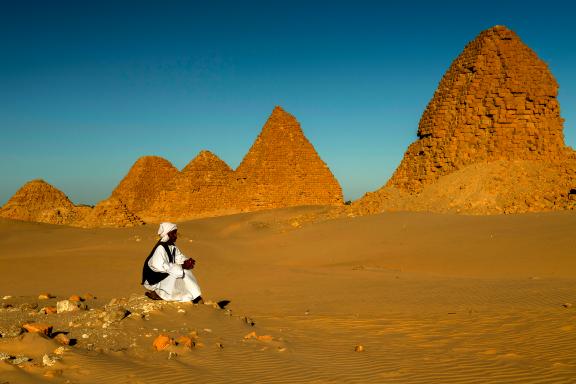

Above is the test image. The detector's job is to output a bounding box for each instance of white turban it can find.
[158,222,178,242]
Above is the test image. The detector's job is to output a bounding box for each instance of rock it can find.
[243,317,256,326]
[2,295,12,300]
[53,333,71,345]
[41,306,58,314]
[22,323,53,336]
[562,303,573,308]
[175,335,194,348]
[83,293,96,300]
[257,335,273,342]
[0,352,11,361]
[355,345,364,352]
[38,293,56,300]
[53,346,68,355]
[216,342,224,349]
[69,295,84,302]
[103,307,131,324]
[57,299,86,313]
[42,354,61,367]
[153,335,174,351]
[244,331,257,339]
[11,355,31,365]
[81,334,90,339]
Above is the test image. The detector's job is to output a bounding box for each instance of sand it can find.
[1,207,576,383]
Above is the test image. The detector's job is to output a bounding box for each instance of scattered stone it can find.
[53,333,71,346]
[0,352,11,361]
[355,345,364,352]
[41,306,58,315]
[103,307,131,324]
[83,293,96,300]
[69,295,84,302]
[11,356,32,365]
[42,354,61,367]
[175,335,194,348]
[168,351,178,359]
[562,303,573,308]
[38,293,56,300]
[2,295,12,300]
[57,299,86,313]
[216,342,224,349]
[53,347,68,355]
[153,335,174,351]
[22,323,53,336]
[20,302,38,310]
[81,333,90,339]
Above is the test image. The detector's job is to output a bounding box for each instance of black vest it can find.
[141,242,176,285]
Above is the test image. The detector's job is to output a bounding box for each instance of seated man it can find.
[142,222,203,303]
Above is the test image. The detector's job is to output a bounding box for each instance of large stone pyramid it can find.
[233,106,343,209]
[110,156,179,216]
[147,150,235,220]
[388,25,570,193]
[0,179,89,225]
[355,25,576,215]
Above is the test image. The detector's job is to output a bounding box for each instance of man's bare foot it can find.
[145,291,163,301]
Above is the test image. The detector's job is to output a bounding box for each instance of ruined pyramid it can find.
[110,156,180,217]
[0,179,89,225]
[233,106,343,210]
[147,150,234,220]
[74,197,145,228]
[356,25,576,214]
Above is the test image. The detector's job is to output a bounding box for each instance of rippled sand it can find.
[1,209,575,383]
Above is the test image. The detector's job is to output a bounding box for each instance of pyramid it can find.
[110,156,179,216]
[388,25,570,193]
[355,25,575,215]
[73,197,145,228]
[233,106,343,209]
[0,179,88,225]
[147,150,234,220]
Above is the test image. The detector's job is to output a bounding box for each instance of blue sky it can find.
[1,0,575,205]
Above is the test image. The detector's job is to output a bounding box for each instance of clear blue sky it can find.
[1,0,575,205]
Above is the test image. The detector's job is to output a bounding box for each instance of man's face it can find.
[168,229,178,243]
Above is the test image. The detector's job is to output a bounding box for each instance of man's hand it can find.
[182,258,195,270]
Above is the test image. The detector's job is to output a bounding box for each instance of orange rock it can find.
[243,331,257,339]
[41,306,57,314]
[38,293,55,300]
[256,335,273,342]
[68,295,83,302]
[152,335,174,351]
[83,293,95,300]
[22,323,52,336]
[175,336,194,348]
[53,333,71,346]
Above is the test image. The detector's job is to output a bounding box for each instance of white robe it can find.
[143,243,202,302]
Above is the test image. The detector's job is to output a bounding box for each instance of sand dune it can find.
[1,208,576,383]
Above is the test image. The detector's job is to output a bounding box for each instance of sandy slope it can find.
[1,208,576,383]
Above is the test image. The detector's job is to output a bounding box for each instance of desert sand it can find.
[1,207,576,383]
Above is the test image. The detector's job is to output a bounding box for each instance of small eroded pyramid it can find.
[110,156,179,216]
[233,106,343,209]
[148,150,234,220]
[388,25,569,193]
[73,197,145,228]
[0,179,87,225]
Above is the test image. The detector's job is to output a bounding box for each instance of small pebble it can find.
[82,333,90,339]
[355,345,364,352]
